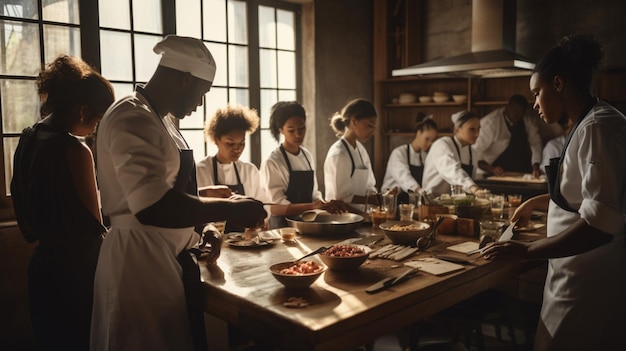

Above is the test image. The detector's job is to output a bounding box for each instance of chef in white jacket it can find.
[483,34,626,351]
[473,94,544,178]
[381,117,437,203]
[422,110,484,198]
[324,98,378,213]
[92,35,266,351]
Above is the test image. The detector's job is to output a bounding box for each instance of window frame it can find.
[0,0,302,220]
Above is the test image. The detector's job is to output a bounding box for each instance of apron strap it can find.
[340,139,356,177]
[548,98,598,212]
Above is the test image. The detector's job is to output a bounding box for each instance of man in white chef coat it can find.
[473,94,543,178]
[91,35,266,351]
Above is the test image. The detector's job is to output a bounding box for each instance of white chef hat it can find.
[451,110,477,127]
[153,35,216,83]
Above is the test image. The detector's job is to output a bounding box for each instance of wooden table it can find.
[475,172,548,201]
[199,224,544,351]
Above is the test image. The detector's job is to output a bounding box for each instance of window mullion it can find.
[247,1,261,166]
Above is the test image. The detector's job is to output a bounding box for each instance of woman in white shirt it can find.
[196,104,270,232]
[261,101,348,228]
[483,34,626,350]
[324,98,378,213]
[382,117,437,203]
[422,111,484,197]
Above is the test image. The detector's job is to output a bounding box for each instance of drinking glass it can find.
[490,195,505,219]
[450,184,465,198]
[507,194,522,207]
[398,204,415,221]
[383,192,397,220]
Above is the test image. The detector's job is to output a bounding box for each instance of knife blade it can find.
[498,220,517,242]
[365,268,417,293]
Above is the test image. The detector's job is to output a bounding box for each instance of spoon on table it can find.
[416,216,444,250]
[293,246,330,262]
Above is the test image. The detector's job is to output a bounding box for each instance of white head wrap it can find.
[153,35,216,83]
[451,110,477,127]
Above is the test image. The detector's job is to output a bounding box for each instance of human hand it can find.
[532,163,542,179]
[227,196,267,229]
[199,185,233,198]
[491,166,505,177]
[481,240,529,261]
[510,199,535,227]
[201,226,223,264]
[320,199,351,214]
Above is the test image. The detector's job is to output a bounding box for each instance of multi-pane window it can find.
[176,0,300,166]
[0,0,82,195]
[0,0,300,213]
[257,4,298,163]
[98,0,164,100]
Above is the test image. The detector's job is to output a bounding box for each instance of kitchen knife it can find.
[365,268,417,294]
[498,220,517,242]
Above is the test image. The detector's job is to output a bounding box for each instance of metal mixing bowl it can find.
[285,213,364,236]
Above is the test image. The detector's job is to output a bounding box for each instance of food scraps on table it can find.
[279,261,324,275]
[283,297,309,308]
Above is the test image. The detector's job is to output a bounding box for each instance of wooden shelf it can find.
[385,102,466,107]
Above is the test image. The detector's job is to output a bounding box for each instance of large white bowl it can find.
[452,94,468,103]
[432,95,450,103]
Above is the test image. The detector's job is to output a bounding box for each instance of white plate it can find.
[225,233,275,248]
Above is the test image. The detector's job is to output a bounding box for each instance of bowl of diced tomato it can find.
[318,244,371,271]
[269,260,326,289]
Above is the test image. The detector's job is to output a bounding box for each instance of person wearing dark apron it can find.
[482,35,626,351]
[261,101,349,229]
[382,117,438,204]
[267,145,316,228]
[324,99,379,214]
[475,94,543,178]
[196,104,271,232]
[422,111,483,197]
[92,36,267,351]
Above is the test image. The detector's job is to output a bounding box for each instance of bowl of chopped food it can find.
[269,260,327,289]
[379,220,431,245]
[318,244,371,271]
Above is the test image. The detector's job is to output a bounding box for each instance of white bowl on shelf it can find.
[432,95,449,103]
[452,94,468,103]
[418,96,432,103]
[398,93,417,104]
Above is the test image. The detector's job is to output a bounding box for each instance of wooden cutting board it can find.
[404,257,465,276]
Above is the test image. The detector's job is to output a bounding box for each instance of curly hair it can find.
[204,104,260,142]
[37,55,114,120]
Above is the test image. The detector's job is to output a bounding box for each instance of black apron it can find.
[340,138,356,176]
[269,145,315,229]
[451,136,474,177]
[492,118,533,173]
[212,157,245,233]
[545,100,597,213]
[399,144,425,204]
[140,85,208,351]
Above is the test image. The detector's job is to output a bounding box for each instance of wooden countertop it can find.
[199,223,546,350]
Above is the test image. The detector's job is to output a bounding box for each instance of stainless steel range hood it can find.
[392,0,535,78]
